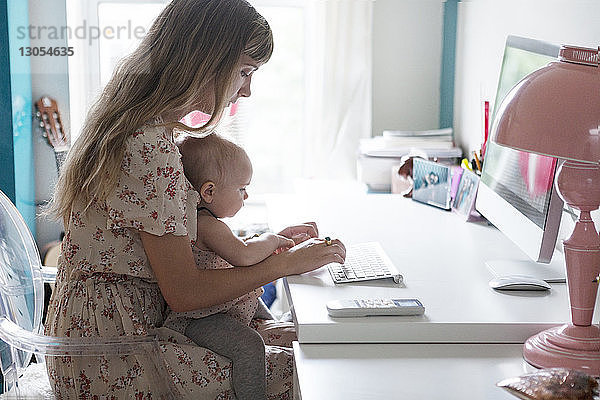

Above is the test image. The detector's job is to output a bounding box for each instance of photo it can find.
[412,158,452,210]
[452,169,480,218]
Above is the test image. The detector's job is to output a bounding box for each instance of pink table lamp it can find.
[492,44,600,374]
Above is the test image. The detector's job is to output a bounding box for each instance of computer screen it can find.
[475,35,565,280]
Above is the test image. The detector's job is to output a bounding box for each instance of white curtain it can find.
[303,0,374,179]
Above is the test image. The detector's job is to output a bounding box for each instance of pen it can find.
[461,158,473,172]
[482,100,489,157]
[473,151,482,171]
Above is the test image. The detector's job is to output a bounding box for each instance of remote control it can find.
[326,298,425,318]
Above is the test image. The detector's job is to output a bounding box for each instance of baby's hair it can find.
[176,134,250,191]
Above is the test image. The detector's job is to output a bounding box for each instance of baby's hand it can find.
[279,222,318,245]
[270,233,295,255]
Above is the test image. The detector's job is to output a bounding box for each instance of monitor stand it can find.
[485,250,566,283]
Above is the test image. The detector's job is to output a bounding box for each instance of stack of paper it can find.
[360,128,459,158]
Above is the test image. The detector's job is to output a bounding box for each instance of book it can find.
[360,127,458,158]
[382,127,453,138]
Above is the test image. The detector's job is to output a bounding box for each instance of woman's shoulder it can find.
[104,117,197,238]
[113,117,194,205]
[121,119,183,176]
[128,119,178,154]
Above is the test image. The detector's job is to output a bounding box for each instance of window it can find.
[226,4,305,195]
[67,0,306,198]
[97,3,164,88]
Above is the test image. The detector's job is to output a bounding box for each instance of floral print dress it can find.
[164,247,265,334]
[44,121,296,399]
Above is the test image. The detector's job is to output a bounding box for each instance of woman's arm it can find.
[197,216,294,266]
[140,230,345,312]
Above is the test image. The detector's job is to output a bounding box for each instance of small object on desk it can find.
[485,258,566,283]
[327,242,403,284]
[473,150,482,172]
[489,275,551,291]
[496,367,599,400]
[452,168,484,222]
[391,156,422,197]
[482,100,489,158]
[461,158,473,172]
[324,236,332,246]
[449,166,464,203]
[411,158,453,210]
[326,298,425,318]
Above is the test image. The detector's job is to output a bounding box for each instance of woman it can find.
[46,0,346,397]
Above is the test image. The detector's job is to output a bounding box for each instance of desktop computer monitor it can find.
[475,35,565,281]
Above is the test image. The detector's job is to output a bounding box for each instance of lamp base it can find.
[523,324,600,376]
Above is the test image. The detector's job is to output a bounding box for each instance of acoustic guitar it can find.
[34,96,69,269]
[35,96,69,171]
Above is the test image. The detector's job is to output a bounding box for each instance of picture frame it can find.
[412,158,452,210]
[452,169,482,221]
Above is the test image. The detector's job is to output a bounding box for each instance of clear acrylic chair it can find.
[0,190,177,398]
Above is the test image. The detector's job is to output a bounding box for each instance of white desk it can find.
[292,342,529,400]
[267,183,592,399]
[267,186,587,343]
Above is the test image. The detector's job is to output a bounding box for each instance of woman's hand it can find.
[276,237,346,276]
[278,222,319,245]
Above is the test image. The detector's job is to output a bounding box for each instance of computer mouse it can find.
[489,275,551,291]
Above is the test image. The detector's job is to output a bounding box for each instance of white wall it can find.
[454,0,600,155]
[372,0,444,136]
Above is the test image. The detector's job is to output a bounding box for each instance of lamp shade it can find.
[491,45,600,164]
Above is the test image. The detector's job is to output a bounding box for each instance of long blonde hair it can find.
[51,0,272,221]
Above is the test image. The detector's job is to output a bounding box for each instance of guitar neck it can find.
[54,149,68,172]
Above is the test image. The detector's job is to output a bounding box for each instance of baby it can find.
[166,133,295,400]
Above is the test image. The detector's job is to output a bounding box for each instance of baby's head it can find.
[177,133,252,218]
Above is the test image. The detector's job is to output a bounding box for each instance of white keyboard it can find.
[327,242,403,284]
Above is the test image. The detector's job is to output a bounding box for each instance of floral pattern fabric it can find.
[44,121,295,399]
